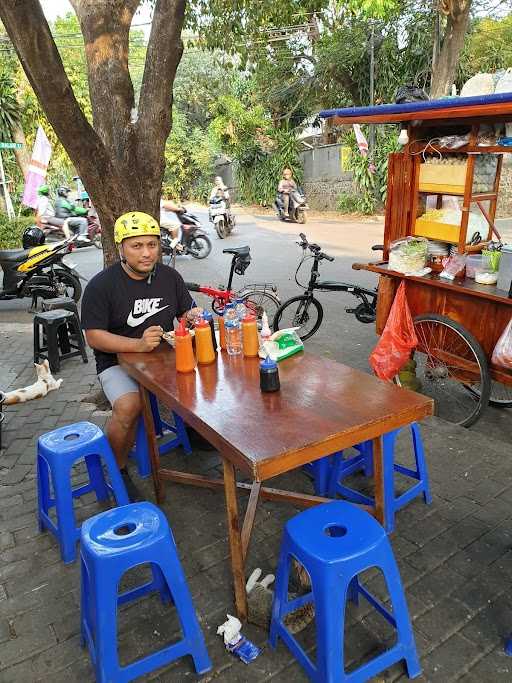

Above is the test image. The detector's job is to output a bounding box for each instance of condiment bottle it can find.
[174,318,196,373]
[194,318,216,365]
[218,308,227,350]
[260,356,280,392]
[242,314,259,357]
[202,309,217,352]
[260,311,272,343]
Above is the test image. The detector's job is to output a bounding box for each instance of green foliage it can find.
[0,213,34,248]
[459,15,512,86]
[336,193,369,213]
[0,69,21,140]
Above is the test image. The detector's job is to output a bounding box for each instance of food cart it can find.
[320,93,512,427]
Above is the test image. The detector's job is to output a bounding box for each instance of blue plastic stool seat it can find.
[37,421,129,564]
[269,501,421,682]
[328,423,431,533]
[131,393,192,478]
[80,502,211,683]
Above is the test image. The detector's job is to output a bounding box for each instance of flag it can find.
[22,126,52,209]
[353,124,369,157]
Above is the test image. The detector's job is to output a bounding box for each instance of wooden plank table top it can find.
[119,345,433,619]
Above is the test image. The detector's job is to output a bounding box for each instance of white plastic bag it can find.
[491,319,512,369]
[461,73,495,98]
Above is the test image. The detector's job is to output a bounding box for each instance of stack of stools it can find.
[34,307,88,373]
[131,392,192,478]
[37,421,129,563]
[270,501,421,682]
[80,502,212,682]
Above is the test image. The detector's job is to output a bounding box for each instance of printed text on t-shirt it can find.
[126,298,169,327]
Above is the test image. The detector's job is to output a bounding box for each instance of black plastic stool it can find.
[42,297,84,350]
[34,309,88,373]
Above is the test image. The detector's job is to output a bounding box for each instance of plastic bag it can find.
[461,73,495,97]
[259,328,304,362]
[369,282,418,381]
[491,319,512,370]
[440,253,466,281]
[395,85,429,104]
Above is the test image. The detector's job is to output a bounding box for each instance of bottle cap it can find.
[224,302,235,310]
[195,318,209,329]
[243,314,256,323]
[175,318,189,337]
[225,320,238,329]
[260,355,277,369]
[203,310,213,321]
[234,298,244,304]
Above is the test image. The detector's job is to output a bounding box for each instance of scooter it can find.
[275,189,308,224]
[209,193,235,239]
[0,235,83,305]
[161,210,212,259]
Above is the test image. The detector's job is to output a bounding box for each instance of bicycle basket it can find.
[234,253,251,275]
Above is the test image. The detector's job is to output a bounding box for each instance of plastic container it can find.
[194,319,216,364]
[242,314,259,357]
[466,255,483,279]
[234,297,247,322]
[497,245,512,292]
[217,309,226,351]
[174,318,196,373]
[225,319,242,356]
[202,309,217,352]
[260,356,280,393]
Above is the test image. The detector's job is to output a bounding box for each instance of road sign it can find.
[0,142,23,149]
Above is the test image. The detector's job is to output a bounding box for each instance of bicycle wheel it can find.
[241,289,281,327]
[273,295,323,341]
[412,314,491,427]
[465,380,512,407]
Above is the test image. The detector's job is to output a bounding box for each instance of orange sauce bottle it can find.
[195,319,216,365]
[242,314,259,357]
[218,310,226,351]
[175,318,196,373]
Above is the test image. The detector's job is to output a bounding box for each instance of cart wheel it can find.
[411,314,491,428]
[465,381,512,408]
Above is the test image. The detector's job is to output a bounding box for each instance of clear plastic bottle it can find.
[234,297,247,322]
[225,319,242,355]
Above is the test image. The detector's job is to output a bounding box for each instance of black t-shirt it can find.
[81,262,193,374]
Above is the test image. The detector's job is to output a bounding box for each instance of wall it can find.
[497,160,512,218]
[300,143,354,211]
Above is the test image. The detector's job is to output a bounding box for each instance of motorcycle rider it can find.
[277,167,297,218]
[81,211,202,500]
[36,185,70,237]
[209,176,229,203]
[55,186,90,243]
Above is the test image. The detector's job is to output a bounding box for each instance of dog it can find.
[2,360,63,405]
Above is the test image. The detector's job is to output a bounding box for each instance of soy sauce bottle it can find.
[260,356,280,392]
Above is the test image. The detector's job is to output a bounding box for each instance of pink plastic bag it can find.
[491,319,512,369]
[369,281,418,381]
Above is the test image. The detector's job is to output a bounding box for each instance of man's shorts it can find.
[98,365,139,406]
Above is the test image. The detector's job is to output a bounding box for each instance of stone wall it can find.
[300,143,354,210]
[497,161,512,218]
[303,178,354,211]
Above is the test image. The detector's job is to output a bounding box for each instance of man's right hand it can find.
[138,326,163,352]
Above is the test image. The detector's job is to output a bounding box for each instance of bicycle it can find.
[272,233,378,340]
[185,245,281,322]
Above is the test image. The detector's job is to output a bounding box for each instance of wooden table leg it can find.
[222,460,248,621]
[241,482,261,562]
[140,387,165,504]
[372,436,384,526]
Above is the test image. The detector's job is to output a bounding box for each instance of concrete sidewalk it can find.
[1,322,512,682]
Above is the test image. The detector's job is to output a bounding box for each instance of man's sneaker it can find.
[120,467,144,502]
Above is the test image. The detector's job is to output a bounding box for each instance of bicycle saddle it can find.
[222,245,250,257]
[0,249,30,262]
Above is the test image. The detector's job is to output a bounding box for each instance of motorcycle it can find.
[0,236,83,306]
[161,210,212,259]
[275,189,308,224]
[209,193,235,239]
[39,211,101,249]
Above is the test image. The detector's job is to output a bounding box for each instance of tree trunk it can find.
[0,0,185,266]
[430,0,472,99]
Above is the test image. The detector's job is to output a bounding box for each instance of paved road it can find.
[2,204,510,443]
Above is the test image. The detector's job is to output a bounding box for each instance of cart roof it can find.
[319,92,512,125]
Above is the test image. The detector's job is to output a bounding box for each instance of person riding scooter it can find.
[276,168,297,218]
[55,186,90,243]
[36,185,68,236]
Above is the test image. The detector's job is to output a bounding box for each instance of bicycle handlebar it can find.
[296,233,334,262]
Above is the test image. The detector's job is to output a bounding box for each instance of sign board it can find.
[340,145,352,172]
[0,142,23,149]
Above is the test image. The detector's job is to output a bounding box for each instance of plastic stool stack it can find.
[80,502,212,682]
[33,308,88,373]
[270,501,421,682]
[37,421,129,563]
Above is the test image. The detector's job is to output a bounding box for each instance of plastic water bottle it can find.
[234,297,247,322]
[224,303,242,355]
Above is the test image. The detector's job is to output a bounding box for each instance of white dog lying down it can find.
[2,360,63,405]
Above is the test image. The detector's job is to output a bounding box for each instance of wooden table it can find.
[119,346,433,619]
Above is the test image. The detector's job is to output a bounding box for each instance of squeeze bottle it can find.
[175,318,196,373]
[194,318,216,364]
[260,356,280,392]
[218,309,227,350]
[242,314,259,357]
[202,309,217,351]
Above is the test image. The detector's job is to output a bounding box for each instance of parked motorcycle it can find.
[161,210,212,259]
[209,193,235,239]
[0,228,83,305]
[275,189,308,224]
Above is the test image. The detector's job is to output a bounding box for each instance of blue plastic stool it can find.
[303,442,373,497]
[37,421,130,564]
[131,393,192,478]
[505,635,512,656]
[80,502,211,682]
[328,423,431,533]
[269,501,421,682]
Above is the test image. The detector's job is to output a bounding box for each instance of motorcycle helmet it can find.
[57,186,70,197]
[22,226,45,249]
[80,191,89,201]
[114,211,160,245]
[37,184,49,196]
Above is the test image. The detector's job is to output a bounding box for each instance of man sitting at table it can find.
[81,211,202,501]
